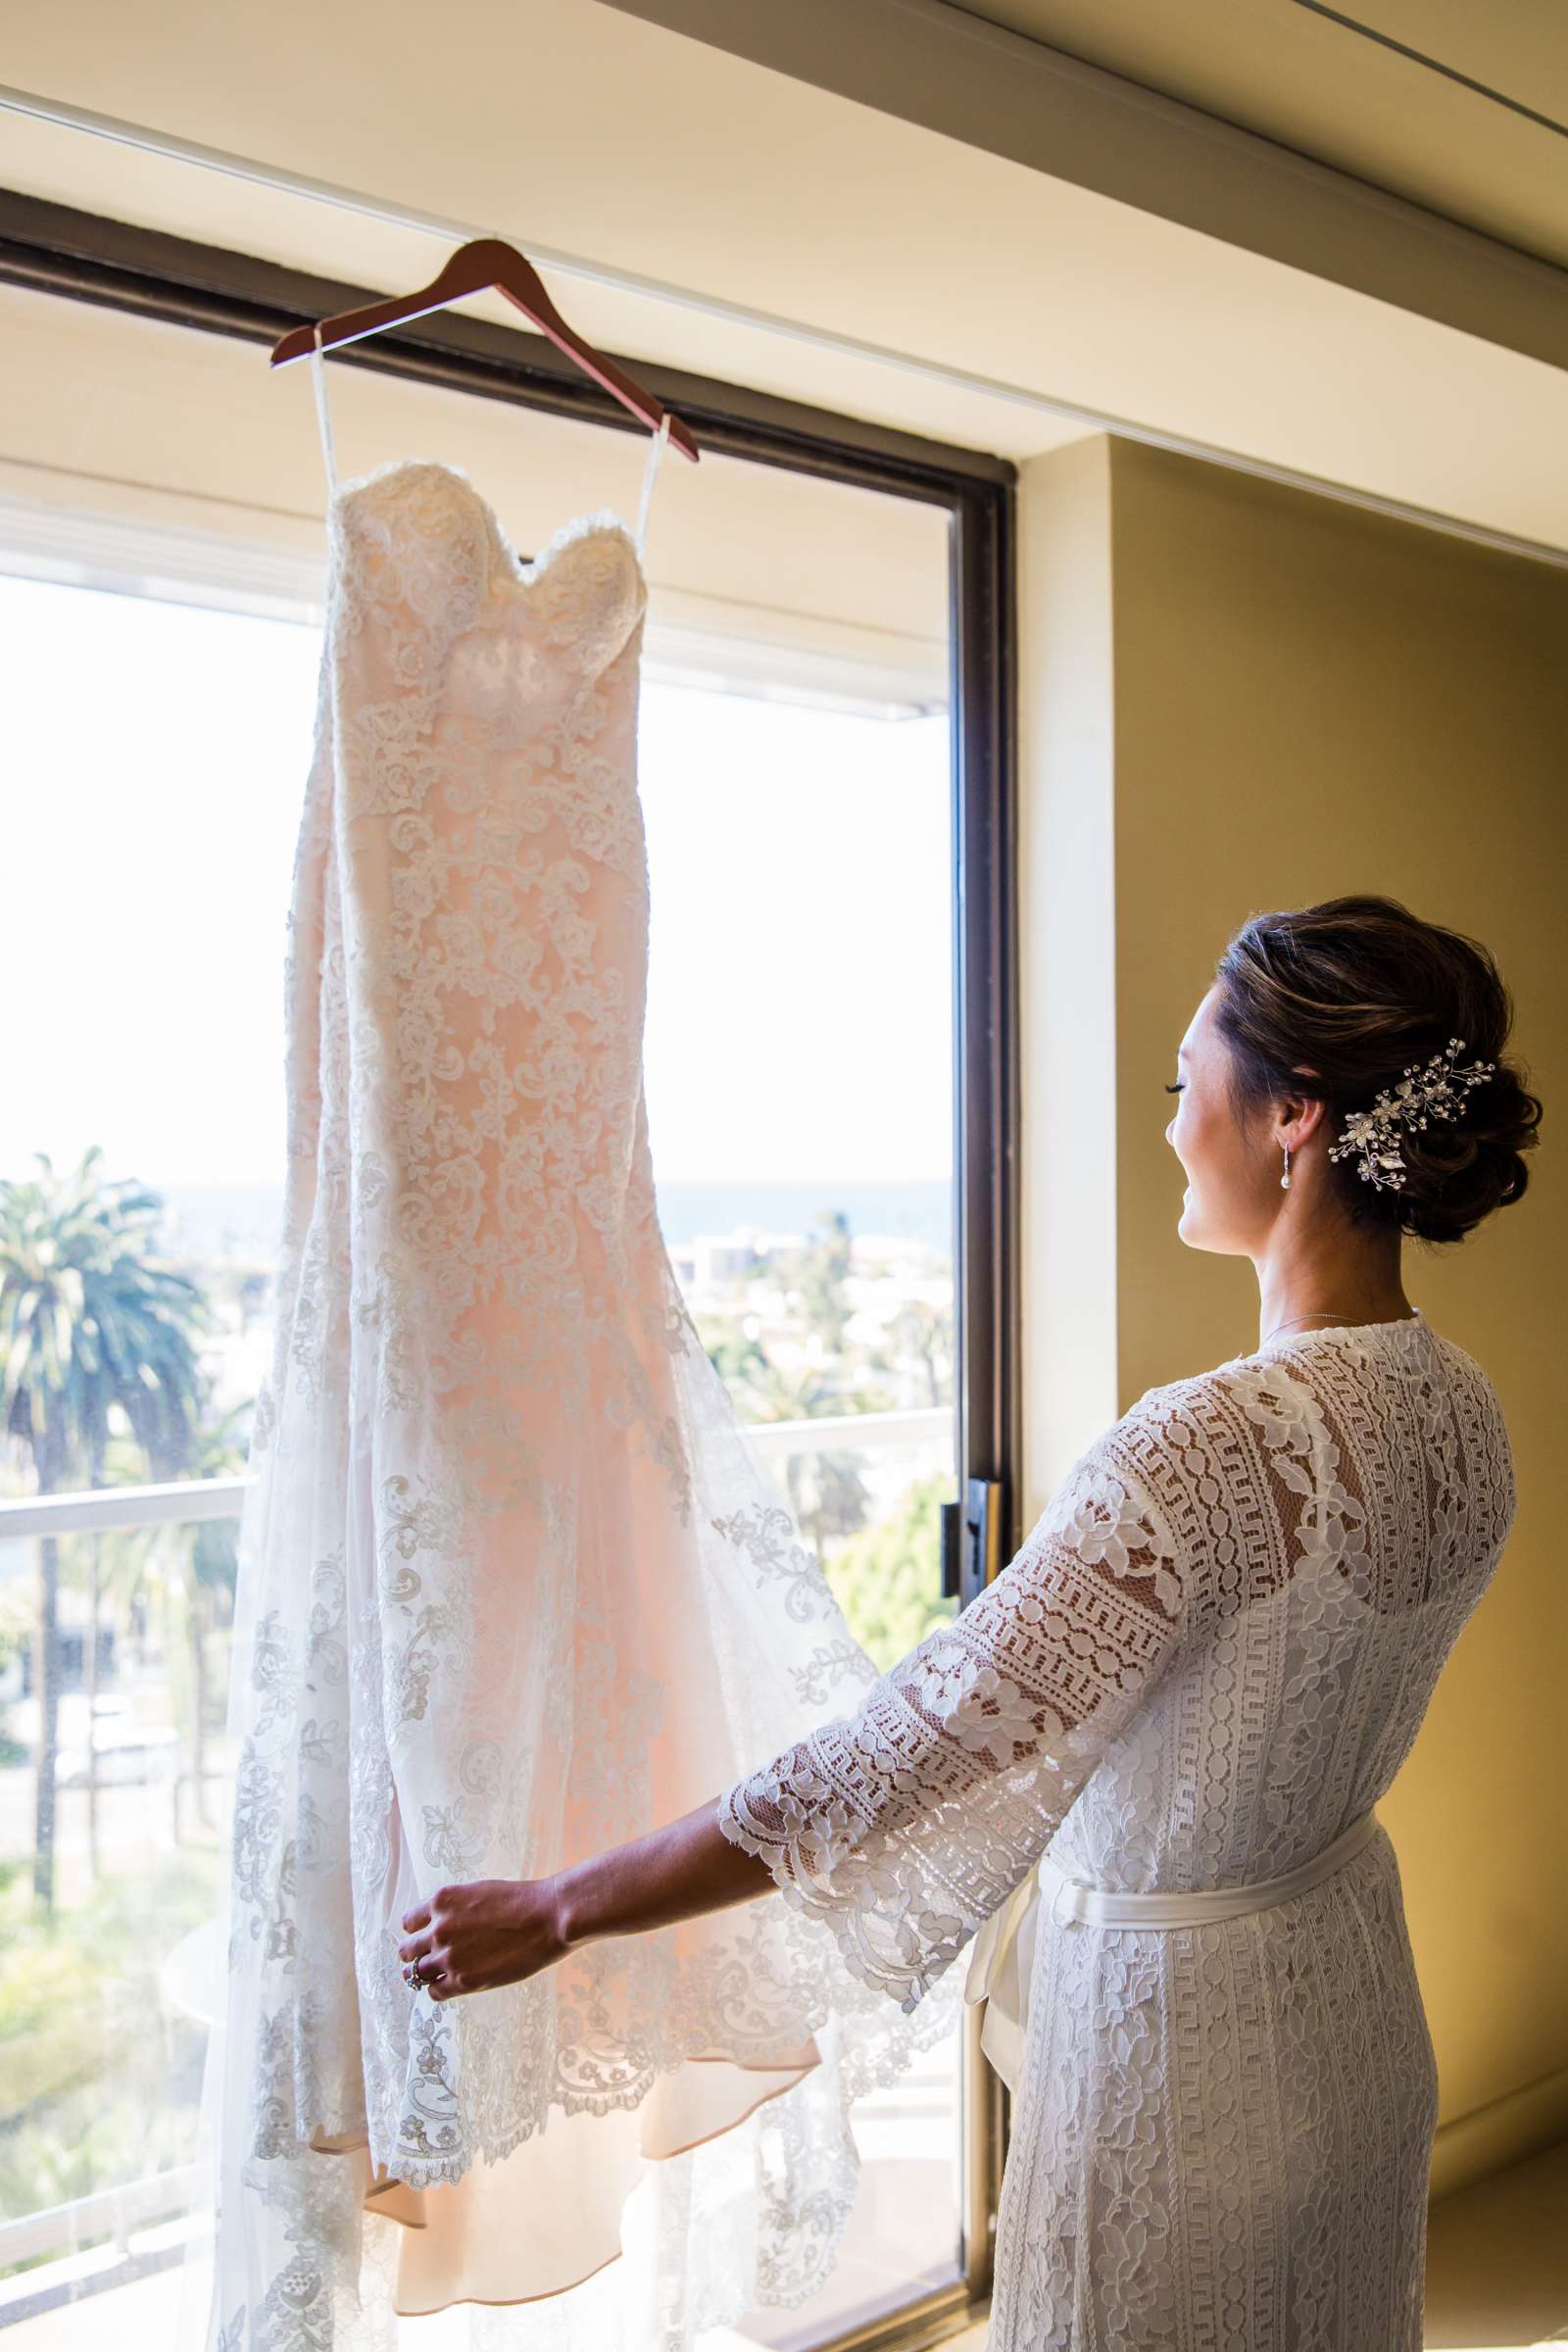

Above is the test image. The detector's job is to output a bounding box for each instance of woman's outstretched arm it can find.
[398,1795,771,2002]
[402,1380,1203,2009]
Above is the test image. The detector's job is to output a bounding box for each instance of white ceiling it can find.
[3,0,1566,555]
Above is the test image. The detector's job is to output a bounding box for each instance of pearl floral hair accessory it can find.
[1327,1035,1496,1193]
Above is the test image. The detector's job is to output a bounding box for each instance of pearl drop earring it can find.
[1280,1143,1292,1191]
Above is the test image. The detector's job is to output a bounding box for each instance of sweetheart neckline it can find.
[328,455,648,598]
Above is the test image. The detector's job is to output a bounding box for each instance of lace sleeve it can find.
[715,1411,1188,2013]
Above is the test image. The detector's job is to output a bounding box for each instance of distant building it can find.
[690,1229,760,1287]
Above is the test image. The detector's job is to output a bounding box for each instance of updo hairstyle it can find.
[1212,895,1542,1246]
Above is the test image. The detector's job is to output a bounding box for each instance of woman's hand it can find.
[398,1876,566,2003]
[396,1796,774,2002]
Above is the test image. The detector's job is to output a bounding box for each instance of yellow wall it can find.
[1018,433,1568,2199]
[1015,436,1121,1497]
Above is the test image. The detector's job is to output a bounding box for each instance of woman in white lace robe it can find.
[399,895,1538,2350]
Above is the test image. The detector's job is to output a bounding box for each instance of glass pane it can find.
[639,683,962,2348]
[0,578,313,2345]
[0,303,960,2350]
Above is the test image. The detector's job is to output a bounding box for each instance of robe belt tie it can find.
[963,1807,1383,2094]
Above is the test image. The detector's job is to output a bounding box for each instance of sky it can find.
[1,572,955,1193]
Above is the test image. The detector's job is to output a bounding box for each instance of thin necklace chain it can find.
[1261,1306,1418,1345]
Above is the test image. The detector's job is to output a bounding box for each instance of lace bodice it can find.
[718,1313,1516,2014]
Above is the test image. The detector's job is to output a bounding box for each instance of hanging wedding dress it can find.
[181,359,960,2352]
[718,1311,1518,2349]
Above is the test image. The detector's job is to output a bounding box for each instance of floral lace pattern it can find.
[189,461,959,2352]
[718,1315,1516,2348]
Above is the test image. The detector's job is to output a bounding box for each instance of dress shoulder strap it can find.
[309,324,339,504]
[634,413,673,563]
[307,329,668,560]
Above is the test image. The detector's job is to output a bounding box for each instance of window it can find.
[0,215,1015,2352]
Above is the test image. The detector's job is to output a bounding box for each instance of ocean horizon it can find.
[148,1175,956,1260]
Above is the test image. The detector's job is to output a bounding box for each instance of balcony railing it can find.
[0,1401,954,2308]
[0,1406,952,1542]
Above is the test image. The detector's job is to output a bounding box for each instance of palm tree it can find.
[0,1150,209,1915]
[71,1503,156,1881]
[177,1397,247,1832]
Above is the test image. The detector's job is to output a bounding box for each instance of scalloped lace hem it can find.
[714,1792,957,2025]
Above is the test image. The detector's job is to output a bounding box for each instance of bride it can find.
[396,892,1539,2351]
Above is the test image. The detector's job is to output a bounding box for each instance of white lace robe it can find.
[718,1313,1517,2350]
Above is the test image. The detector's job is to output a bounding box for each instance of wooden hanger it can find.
[270,237,699,464]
